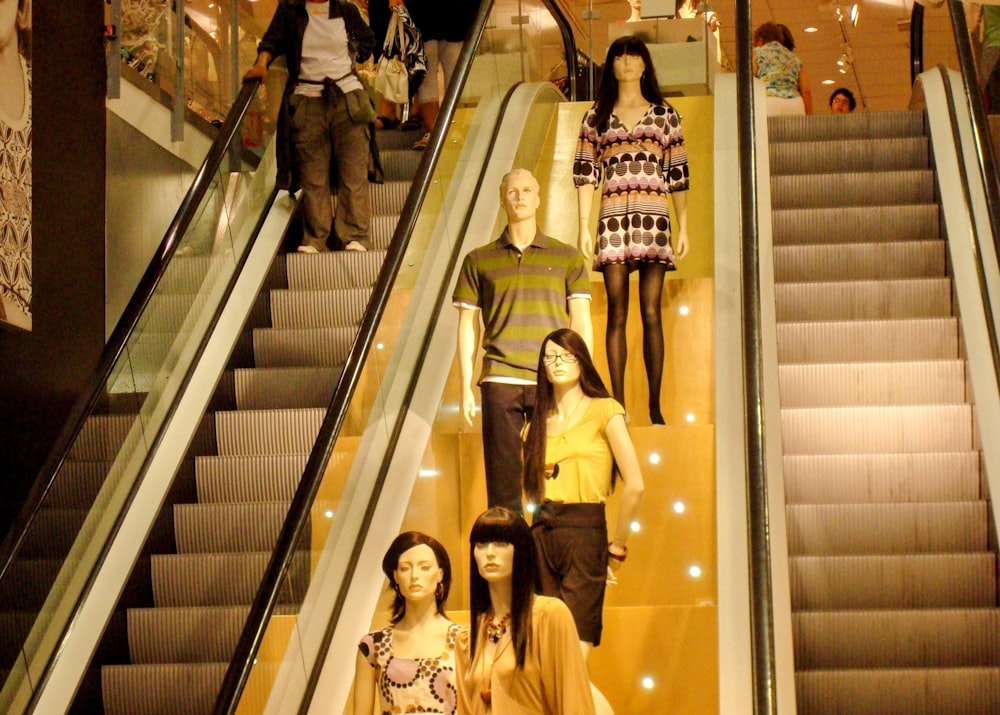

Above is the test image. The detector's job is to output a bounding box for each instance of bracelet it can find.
[608,543,628,562]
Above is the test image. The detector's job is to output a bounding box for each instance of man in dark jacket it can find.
[244,0,376,252]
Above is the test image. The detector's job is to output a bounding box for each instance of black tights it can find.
[603,263,667,424]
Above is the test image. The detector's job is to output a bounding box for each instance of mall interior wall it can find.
[0,1,107,536]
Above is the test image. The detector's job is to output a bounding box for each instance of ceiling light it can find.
[849,3,860,26]
[804,26,819,33]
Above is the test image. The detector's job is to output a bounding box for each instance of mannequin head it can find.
[382,531,452,624]
[499,168,541,225]
[595,36,663,131]
[626,0,642,22]
[468,507,537,668]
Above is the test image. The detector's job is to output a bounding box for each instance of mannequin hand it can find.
[461,386,477,426]
[606,565,619,585]
[673,226,689,261]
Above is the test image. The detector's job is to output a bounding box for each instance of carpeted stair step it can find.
[285,249,385,290]
[794,666,1000,715]
[786,501,986,556]
[371,179,412,216]
[770,136,929,175]
[774,240,944,282]
[101,662,228,715]
[793,609,1000,669]
[213,408,325,456]
[790,553,996,609]
[777,318,958,363]
[772,204,940,245]
[771,170,934,209]
[777,360,965,408]
[150,551,309,607]
[775,277,951,322]
[173,502,295,554]
[252,326,356,368]
[233,366,342,410]
[268,288,371,329]
[767,111,926,143]
[782,452,980,504]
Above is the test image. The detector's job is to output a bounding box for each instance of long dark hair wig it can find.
[592,35,664,134]
[522,329,615,504]
[382,531,452,625]
[468,507,537,669]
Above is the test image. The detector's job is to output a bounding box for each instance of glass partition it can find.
[227,2,580,711]
[0,84,275,714]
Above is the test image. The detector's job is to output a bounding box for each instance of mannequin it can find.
[523,329,645,714]
[625,0,642,22]
[456,507,596,715]
[573,36,690,425]
[354,532,460,715]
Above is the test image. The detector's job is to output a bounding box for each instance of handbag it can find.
[374,5,426,104]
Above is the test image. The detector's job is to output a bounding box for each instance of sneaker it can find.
[412,132,430,151]
[296,245,320,254]
[344,241,368,252]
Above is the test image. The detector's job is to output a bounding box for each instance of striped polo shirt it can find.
[453,229,592,383]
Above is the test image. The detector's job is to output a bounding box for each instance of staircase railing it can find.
[0,78,271,713]
[211,1,580,712]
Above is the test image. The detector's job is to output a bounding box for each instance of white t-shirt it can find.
[295,1,363,97]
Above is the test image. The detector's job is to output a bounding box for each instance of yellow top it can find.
[456,595,596,715]
[543,397,625,504]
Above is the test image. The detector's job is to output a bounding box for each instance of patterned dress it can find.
[358,622,462,715]
[0,56,31,327]
[573,102,688,272]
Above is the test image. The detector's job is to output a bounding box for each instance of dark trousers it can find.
[479,381,535,515]
[531,501,609,646]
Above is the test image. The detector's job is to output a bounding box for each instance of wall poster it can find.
[0,0,30,331]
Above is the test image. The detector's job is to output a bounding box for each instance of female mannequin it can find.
[573,36,689,425]
[456,507,596,715]
[625,0,642,23]
[355,532,460,715]
[523,329,644,714]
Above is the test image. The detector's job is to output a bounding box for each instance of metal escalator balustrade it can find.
[0,77,277,714]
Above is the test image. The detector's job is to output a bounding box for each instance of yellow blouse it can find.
[456,595,596,715]
[543,398,625,504]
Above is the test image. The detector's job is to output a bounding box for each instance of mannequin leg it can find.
[580,641,615,715]
[638,263,667,424]
[602,264,630,409]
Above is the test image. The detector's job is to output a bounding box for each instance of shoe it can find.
[412,132,430,150]
[344,241,368,252]
[400,115,424,131]
[296,245,320,254]
[375,115,400,130]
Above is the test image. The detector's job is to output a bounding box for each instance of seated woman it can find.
[354,531,460,715]
[457,507,596,714]
[752,21,813,116]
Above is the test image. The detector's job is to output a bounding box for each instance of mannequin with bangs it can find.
[592,35,664,135]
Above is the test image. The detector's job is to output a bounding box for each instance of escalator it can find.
[0,2,584,713]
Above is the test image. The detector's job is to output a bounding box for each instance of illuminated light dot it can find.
[689,564,703,578]
[525,502,537,514]
[822,79,835,85]
[324,510,334,519]
[678,304,690,316]
[648,452,661,465]
[641,676,655,690]
[673,501,686,514]
[685,413,695,423]
[804,26,818,33]
[630,520,641,533]
[376,342,385,350]
[418,468,440,478]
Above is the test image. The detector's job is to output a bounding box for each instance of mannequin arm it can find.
[456,306,482,426]
[352,651,376,715]
[576,184,596,259]
[568,298,594,357]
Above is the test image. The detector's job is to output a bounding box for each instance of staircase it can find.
[768,111,1000,714]
[83,127,423,714]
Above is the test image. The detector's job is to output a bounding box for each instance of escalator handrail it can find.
[947,1,1000,286]
[212,1,578,712]
[735,0,779,713]
[0,78,263,585]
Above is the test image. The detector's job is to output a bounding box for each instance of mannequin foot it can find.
[649,406,665,425]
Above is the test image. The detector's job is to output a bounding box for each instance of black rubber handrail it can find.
[0,78,263,586]
[735,0,779,712]
[212,1,578,712]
